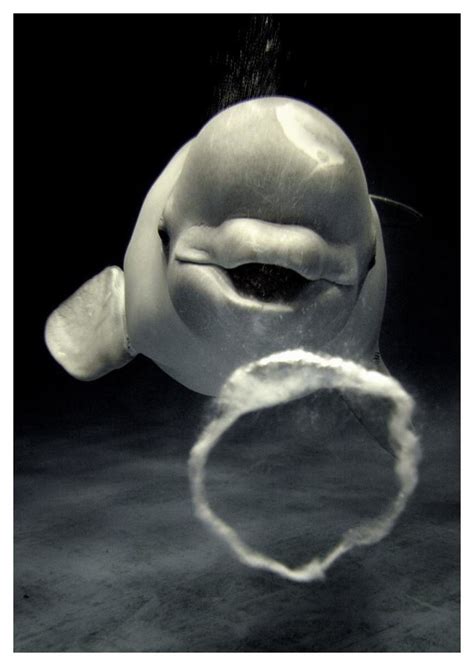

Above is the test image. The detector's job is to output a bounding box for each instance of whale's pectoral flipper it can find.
[45,266,135,381]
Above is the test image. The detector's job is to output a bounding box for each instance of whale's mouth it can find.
[226,263,312,303]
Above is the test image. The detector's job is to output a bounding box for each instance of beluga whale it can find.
[45,96,388,396]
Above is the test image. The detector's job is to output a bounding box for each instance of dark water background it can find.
[14,14,459,652]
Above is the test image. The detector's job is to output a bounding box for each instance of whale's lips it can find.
[226,263,311,302]
[172,218,361,309]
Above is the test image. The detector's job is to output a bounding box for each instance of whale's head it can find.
[124,97,386,394]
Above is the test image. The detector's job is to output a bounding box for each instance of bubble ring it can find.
[188,350,421,583]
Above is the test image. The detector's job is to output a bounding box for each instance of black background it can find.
[14,14,460,652]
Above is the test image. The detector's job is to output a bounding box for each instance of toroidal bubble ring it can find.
[189,350,421,583]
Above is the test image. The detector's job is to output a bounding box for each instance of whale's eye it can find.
[158,226,170,250]
[367,247,376,272]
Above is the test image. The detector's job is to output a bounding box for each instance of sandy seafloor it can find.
[14,351,459,652]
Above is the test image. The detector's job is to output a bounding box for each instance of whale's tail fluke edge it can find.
[44,266,136,381]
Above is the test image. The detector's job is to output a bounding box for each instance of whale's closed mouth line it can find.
[225,263,311,302]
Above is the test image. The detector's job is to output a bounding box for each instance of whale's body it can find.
[45,97,387,396]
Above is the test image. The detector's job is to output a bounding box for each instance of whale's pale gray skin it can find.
[45,97,387,396]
